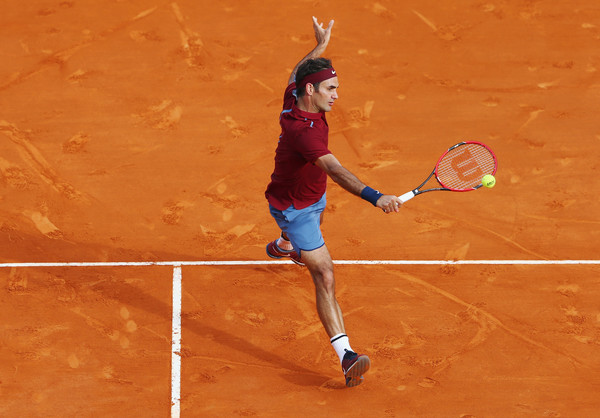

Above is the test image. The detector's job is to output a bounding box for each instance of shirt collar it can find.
[292,101,326,121]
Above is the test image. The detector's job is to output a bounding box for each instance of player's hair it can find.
[296,58,333,97]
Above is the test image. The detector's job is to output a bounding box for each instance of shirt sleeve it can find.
[282,83,296,111]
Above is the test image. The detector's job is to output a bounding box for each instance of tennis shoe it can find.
[266,240,304,266]
[341,350,370,388]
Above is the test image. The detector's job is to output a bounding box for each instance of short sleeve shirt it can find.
[265,83,332,210]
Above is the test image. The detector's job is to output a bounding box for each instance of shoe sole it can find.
[345,355,371,388]
[266,249,283,259]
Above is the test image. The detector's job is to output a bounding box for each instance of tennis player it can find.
[265,17,402,387]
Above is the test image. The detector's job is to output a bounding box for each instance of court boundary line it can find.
[171,266,182,418]
[5,258,598,418]
[1,259,599,268]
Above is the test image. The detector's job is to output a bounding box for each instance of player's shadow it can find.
[186,320,329,386]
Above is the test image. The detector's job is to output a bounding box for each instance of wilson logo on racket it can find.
[448,148,483,182]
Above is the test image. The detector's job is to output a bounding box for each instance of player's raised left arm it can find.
[316,154,401,213]
[288,17,334,85]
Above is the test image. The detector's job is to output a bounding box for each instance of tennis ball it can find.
[482,174,496,188]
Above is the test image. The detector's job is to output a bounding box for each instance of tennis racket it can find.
[398,141,497,203]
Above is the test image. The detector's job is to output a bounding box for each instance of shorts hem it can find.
[299,242,326,253]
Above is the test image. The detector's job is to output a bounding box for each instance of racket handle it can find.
[398,191,415,203]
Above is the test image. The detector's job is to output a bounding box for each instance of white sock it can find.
[276,236,293,251]
[330,333,353,364]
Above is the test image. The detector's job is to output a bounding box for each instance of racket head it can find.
[434,141,497,191]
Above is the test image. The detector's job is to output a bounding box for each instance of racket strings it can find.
[436,143,496,190]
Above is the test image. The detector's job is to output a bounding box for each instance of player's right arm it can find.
[288,17,334,85]
[316,154,401,213]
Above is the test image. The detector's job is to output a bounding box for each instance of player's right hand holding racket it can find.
[398,141,498,204]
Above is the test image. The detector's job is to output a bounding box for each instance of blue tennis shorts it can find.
[268,193,326,255]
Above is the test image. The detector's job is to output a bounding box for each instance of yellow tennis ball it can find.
[482,174,496,188]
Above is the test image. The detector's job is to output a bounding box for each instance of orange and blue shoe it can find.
[342,350,371,387]
[266,239,304,266]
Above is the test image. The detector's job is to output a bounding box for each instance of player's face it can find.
[312,77,339,112]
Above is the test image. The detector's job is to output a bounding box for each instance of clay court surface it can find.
[1,1,600,417]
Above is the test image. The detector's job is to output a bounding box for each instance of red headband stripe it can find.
[297,67,337,90]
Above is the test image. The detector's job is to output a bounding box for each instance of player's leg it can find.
[301,245,370,387]
[300,245,344,337]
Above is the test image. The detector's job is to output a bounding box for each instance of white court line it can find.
[334,260,600,265]
[171,266,182,418]
[0,260,599,267]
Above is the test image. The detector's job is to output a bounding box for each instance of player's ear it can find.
[305,83,314,96]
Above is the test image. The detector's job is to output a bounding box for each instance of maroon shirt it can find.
[265,83,332,210]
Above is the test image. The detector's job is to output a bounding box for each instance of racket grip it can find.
[398,191,415,203]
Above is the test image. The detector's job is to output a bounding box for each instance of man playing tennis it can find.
[265,17,402,387]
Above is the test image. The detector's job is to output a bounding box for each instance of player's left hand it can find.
[376,195,402,214]
[312,16,334,48]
